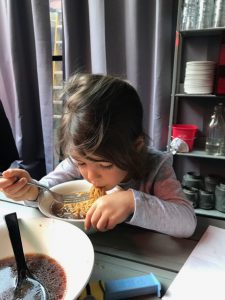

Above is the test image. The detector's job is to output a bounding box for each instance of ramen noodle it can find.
[54,186,105,219]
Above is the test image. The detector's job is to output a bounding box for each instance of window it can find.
[49,0,63,166]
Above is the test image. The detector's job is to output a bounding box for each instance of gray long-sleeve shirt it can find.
[39,148,197,238]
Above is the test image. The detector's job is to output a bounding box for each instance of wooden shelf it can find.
[175,94,225,98]
[168,0,225,217]
[180,27,225,37]
[195,208,225,220]
[175,150,225,160]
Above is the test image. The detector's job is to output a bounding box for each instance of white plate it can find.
[184,86,213,94]
[185,74,214,80]
[185,70,215,75]
[186,67,215,72]
[186,61,216,65]
[38,180,93,232]
[184,79,214,86]
[0,217,94,300]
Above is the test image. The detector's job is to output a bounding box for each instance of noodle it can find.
[58,186,105,219]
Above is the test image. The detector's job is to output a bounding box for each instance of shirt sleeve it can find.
[39,157,81,187]
[126,154,197,238]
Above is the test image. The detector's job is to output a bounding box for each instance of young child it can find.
[0,73,196,237]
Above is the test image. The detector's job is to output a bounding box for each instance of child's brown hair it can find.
[59,73,148,179]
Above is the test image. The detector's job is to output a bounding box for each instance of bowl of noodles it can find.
[38,180,105,232]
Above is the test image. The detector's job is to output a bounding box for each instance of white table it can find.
[1,196,224,299]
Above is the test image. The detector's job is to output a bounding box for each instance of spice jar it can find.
[183,186,199,208]
[182,172,204,189]
[199,189,215,209]
[215,183,225,212]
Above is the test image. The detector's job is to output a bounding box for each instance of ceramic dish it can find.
[0,217,94,300]
[38,180,93,232]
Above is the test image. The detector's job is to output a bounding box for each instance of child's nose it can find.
[87,168,101,181]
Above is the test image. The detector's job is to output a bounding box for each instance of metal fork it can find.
[0,174,89,204]
[27,179,90,203]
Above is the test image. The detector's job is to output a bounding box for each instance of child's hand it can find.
[85,190,135,231]
[0,169,39,201]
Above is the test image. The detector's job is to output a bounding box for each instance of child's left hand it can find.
[85,190,135,231]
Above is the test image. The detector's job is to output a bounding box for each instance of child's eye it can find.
[77,162,86,167]
[100,163,113,169]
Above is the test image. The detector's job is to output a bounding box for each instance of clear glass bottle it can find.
[205,103,225,155]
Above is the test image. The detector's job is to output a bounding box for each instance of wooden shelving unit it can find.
[168,0,225,219]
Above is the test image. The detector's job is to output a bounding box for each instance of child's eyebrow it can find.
[71,155,111,163]
[87,157,111,163]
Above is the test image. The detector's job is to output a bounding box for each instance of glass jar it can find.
[215,183,225,212]
[199,189,215,209]
[180,0,199,30]
[182,172,204,189]
[196,0,214,29]
[204,175,220,192]
[183,186,199,208]
[212,0,225,27]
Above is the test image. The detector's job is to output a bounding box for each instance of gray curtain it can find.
[0,0,53,179]
[62,0,178,149]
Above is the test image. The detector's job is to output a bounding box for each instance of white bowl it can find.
[0,217,94,300]
[38,180,93,232]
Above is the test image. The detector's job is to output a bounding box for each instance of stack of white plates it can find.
[184,61,216,94]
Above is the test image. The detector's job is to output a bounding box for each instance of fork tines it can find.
[63,193,89,203]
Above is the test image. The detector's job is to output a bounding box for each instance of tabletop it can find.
[0,195,222,299]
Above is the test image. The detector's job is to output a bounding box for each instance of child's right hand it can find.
[0,169,39,201]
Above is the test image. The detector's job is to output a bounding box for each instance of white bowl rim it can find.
[38,180,92,225]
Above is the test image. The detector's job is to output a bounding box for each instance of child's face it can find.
[70,150,128,191]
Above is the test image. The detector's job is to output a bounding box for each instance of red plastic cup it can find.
[172,124,198,151]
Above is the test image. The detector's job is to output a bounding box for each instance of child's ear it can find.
[134,136,145,152]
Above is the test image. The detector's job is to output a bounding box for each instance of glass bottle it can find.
[205,103,225,155]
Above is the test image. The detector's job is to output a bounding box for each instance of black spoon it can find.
[4,213,49,300]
